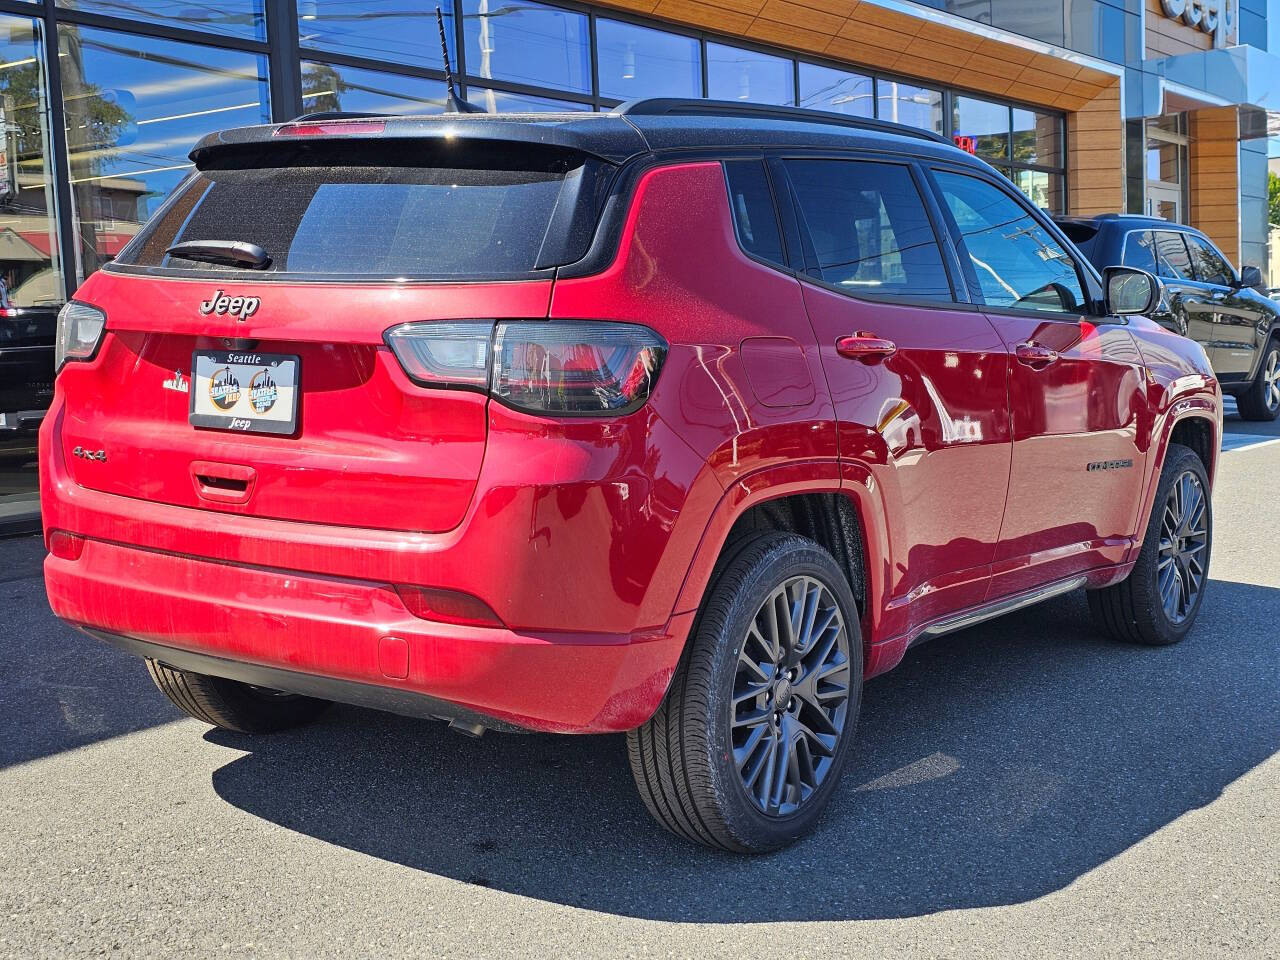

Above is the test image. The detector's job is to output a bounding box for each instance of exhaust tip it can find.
[447,718,486,738]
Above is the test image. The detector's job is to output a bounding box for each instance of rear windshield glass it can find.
[118,160,587,280]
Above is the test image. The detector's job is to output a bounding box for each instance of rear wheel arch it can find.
[1168,413,1217,485]
[673,479,886,672]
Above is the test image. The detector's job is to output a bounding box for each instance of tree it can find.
[1270,171,1280,227]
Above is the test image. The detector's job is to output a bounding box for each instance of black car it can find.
[0,303,56,468]
[1055,213,1279,421]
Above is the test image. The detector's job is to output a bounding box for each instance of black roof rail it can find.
[615,98,952,146]
[285,111,391,123]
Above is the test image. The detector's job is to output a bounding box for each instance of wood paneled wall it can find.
[1188,106,1241,262]
[1066,83,1126,215]
[594,0,1117,112]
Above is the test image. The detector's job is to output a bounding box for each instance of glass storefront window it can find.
[1012,107,1061,167]
[0,18,62,310]
[798,63,872,116]
[302,62,444,115]
[56,0,267,42]
[953,95,1009,161]
[298,0,454,70]
[706,43,792,105]
[877,80,942,135]
[462,0,590,95]
[58,25,270,281]
[596,19,700,101]
[1011,168,1064,215]
[0,15,58,522]
[467,87,588,112]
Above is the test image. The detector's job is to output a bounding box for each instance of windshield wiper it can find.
[165,240,271,270]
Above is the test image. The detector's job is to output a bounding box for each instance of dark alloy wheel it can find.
[1154,468,1209,626]
[1088,442,1212,645]
[731,575,851,817]
[627,533,863,852]
[1237,338,1280,421]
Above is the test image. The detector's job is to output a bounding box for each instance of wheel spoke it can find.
[731,572,851,817]
[769,730,793,813]
[735,725,770,774]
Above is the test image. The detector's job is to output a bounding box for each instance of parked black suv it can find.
[0,303,56,459]
[1055,214,1279,421]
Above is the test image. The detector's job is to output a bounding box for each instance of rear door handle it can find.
[835,333,897,363]
[1015,341,1059,369]
[191,460,256,504]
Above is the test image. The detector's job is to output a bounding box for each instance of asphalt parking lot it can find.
[1,403,1277,959]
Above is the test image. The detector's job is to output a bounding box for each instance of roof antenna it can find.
[437,6,483,113]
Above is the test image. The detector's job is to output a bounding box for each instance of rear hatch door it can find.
[59,128,613,533]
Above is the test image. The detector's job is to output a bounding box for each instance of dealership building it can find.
[0,0,1276,526]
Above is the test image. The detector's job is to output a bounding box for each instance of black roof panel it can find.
[190,99,985,170]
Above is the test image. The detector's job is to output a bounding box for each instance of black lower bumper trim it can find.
[82,628,529,734]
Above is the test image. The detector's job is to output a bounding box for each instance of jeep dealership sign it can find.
[1158,0,1238,49]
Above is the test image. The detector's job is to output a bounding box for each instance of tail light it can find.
[55,301,107,372]
[385,320,667,416]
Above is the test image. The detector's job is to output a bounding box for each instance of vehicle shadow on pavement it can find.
[206,579,1280,922]
[1,535,180,770]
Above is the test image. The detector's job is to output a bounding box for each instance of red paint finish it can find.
[985,313,1149,597]
[41,159,1222,733]
[801,282,1013,645]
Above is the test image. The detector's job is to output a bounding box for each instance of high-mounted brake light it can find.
[273,119,387,138]
[385,320,668,416]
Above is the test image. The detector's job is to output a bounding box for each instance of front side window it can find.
[784,159,951,301]
[1153,231,1194,281]
[1185,235,1234,286]
[933,170,1083,315]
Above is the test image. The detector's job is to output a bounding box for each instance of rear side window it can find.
[1123,231,1159,274]
[118,151,602,280]
[1185,235,1234,286]
[933,170,1084,315]
[1153,231,1194,281]
[724,160,785,267]
[784,159,951,301]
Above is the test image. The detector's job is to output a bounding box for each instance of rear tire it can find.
[1236,337,1280,422]
[145,659,329,734]
[1087,443,1211,645]
[627,533,863,853]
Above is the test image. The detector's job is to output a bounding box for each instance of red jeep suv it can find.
[41,101,1220,852]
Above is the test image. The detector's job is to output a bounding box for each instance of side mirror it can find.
[1239,265,1264,292]
[1104,266,1162,316]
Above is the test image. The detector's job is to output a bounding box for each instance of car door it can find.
[774,156,1012,638]
[1183,232,1263,380]
[928,167,1149,598]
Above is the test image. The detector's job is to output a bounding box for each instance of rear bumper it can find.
[46,539,694,734]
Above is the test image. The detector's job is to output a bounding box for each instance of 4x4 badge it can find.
[198,290,260,321]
